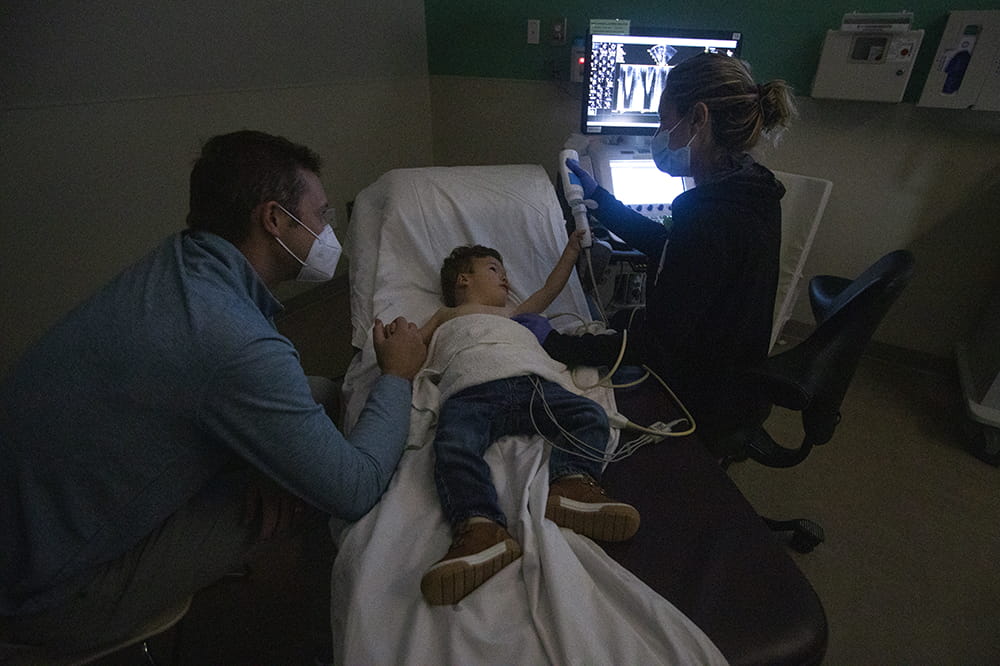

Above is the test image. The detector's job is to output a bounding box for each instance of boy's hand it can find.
[566,229,587,254]
[373,317,427,381]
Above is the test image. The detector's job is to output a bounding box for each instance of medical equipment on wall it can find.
[917,10,1000,112]
[811,11,924,103]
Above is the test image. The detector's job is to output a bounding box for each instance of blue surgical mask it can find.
[651,118,695,177]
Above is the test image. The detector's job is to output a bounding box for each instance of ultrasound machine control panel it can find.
[585,138,690,224]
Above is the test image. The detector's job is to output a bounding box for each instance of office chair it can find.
[733,249,916,552]
[1,594,191,666]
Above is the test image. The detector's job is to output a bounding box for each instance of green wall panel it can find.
[425,1,999,101]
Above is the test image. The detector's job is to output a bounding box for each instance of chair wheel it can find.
[789,520,825,553]
[764,517,825,553]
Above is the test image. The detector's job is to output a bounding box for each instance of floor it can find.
[95,278,1000,665]
[728,352,1000,665]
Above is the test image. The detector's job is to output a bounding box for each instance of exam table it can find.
[603,380,828,664]
[335,164,827,665]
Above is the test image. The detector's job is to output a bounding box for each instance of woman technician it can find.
[544,52,797,457]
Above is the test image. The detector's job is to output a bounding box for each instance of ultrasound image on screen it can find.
[583,30,741,135]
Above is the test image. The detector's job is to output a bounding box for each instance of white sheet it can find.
[334,165,727,665]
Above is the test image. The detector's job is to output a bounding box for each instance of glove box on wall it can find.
[812,28,924,103]
[918,10,1000,112]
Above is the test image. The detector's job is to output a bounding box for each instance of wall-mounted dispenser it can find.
[918,10,1000,112]
[811,11,924,103]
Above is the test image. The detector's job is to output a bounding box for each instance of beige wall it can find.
[430,75,1000,358]
[0,1,434,376]
[4,2,1000,373]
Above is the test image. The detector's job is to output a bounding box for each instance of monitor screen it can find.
[582,27,743,136]
[608,158,687,206]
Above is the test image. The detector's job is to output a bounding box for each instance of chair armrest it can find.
[745,354,812,411]
[745,426,813,468]
[809,275,852,323]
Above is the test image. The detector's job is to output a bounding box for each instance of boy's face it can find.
[457,256,509,307]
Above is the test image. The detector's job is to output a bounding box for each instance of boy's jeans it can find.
[433,375,608,528]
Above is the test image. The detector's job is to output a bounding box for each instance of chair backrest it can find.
[770,171,834,351]
[745,249,915,467]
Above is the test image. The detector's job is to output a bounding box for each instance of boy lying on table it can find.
[417,230,639,606]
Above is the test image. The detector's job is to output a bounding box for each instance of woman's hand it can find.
[565,158,598,198]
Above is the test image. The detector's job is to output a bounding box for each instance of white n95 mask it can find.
[274,204,342,282]
[651,118,695,177]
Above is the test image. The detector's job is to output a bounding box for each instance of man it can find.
[0,131,427,653]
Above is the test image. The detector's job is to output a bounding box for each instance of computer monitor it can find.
[581,27,743,136]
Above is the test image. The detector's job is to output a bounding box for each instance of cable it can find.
[569,329,629,391]
[605,368,649,389]
[527,377,618,463]
[546,311,607,335]
[567,304,644,391]
[582,246,608,326]
[525,369,696,465]
[627,363,696,437]
[539,304,696,460]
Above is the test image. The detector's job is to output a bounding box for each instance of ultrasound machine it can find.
[567,26,742,314]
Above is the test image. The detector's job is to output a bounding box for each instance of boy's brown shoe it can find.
[545,475,640,542]
[421,520,522,605]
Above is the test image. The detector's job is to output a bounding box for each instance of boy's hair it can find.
[440,245,503,307]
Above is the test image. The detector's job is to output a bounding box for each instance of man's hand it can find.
[373,316,427,381]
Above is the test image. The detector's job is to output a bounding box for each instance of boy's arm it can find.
[513,229,584,315]
[419,308,448,345]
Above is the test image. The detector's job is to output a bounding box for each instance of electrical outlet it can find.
[552,17,567,45]
[527,19,540,45]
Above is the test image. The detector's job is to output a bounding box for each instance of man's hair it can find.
[440,245,503,307]
[186,130,323,245]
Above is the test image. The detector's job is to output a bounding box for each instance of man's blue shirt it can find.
[0,231,410,614]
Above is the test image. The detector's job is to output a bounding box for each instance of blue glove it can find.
[512,313,555,344]
[565,158,598,199]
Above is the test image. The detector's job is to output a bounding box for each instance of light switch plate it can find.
[527,19,540,45]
